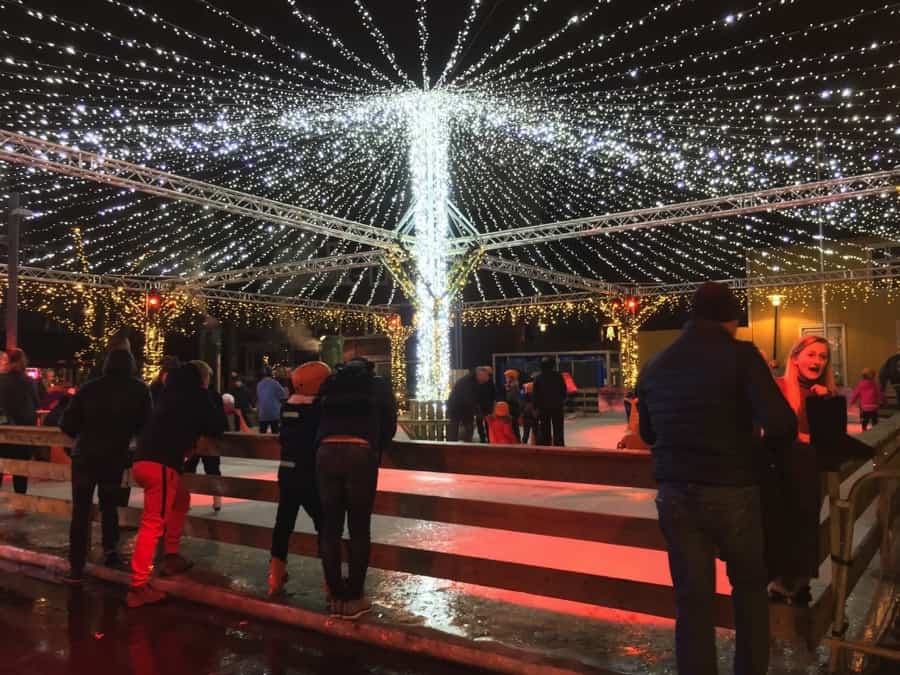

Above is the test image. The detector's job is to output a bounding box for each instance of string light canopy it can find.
[1,0,899,398]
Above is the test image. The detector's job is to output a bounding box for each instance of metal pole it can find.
[772,304,779,362]
[5,192,20,352]
[816,132,828,341]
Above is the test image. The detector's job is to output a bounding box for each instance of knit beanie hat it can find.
[692,282,741,322]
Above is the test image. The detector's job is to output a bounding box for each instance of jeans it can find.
[130,461,190,588]
[259,420,281,434]
[537,408,565,446]
[271,462,322,561]
[317,441,378,601]
[656,483,769,675]
[447,416,474,442]
[68,457,126,573]
[521,416,536,444]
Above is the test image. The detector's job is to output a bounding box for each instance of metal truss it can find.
[628,261,900,296]
[0,264,165,292]
[462,292,596,312]
[197,286,392,315]
[451,170,900,253]
[480,255,622,295]
[187,251,385,287]
[0,130,404,251]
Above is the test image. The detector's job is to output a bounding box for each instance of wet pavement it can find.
[0,560,487,675]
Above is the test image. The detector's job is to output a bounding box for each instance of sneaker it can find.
[213,496,222,513]
[159,553,194,577]
[340,597,372,620]
[126,585,166,608]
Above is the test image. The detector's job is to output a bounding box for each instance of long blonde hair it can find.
[781,335,837,414]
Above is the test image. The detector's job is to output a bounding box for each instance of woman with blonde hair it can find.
[764,334,837,605]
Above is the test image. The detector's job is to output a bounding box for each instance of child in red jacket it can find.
[486,401,519,445]
[850,368,884,431]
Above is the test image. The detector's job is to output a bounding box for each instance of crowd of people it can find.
[446,356,570,446]
[636,282,878,675]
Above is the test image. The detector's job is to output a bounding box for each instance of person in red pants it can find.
[127,363,226,608]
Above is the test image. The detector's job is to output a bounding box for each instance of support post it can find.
[5,193,21,351]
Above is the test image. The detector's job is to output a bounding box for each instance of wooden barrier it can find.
[1,418,899,645]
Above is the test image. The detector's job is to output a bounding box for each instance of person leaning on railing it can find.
[126,363,226,608]
[60,349,152,584]
[0,348,40,495]
[315,357,397,620]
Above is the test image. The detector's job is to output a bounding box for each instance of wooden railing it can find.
[0,419,898,648]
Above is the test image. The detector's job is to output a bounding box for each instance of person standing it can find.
[127,364,226,608]
[474,366,496,443]
[316,358,396,619]
[268,361,331,597]
[503,369,523,442]
[850,368,884,431]
[533,357,567,446]
[61,350,152,582]
[637,282,796,675]
[183,361,228,513]
[878,347,900,409]
[0,348,40,494]
[446,367,489,442]
[227,375,253,427]
[257,366,287,434]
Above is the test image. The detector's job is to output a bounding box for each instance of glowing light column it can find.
[405,91,452,401]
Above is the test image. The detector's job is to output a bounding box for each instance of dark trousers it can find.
[521,416,537,444]
[259,420,281,434]
[860,410,879,431]
[656,483,769,675]
[0,444,32,494]
[475,415,489,443]
[69,457,126,574]
[271,464,322,561]
[184,455,222,476]
[537,409,565,446]
[317,442,378,601]
[447,415,474,442]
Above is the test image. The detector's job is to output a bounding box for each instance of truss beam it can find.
[451,170,900,253]
[197,287,392,314]
[0,264,165,292]
[0,130,403,251]
[628,262,900,296]
[187,251,385,287]
[480,255,622,295]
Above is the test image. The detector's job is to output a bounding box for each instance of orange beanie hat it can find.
[291,361,331,395]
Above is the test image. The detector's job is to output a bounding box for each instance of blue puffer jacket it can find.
[637,320,797,486]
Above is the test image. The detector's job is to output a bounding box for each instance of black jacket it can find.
[279,396,320,472]
[533,369,567,411]
[879,353,900,389]
[476,380,496,415]
[316,363,397,457]
[136,366,227,472]
[0,371,39,426]
[637,320,797,486]
[447,373,479,418]
[61,351,152,463]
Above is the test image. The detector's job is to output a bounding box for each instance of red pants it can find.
[130,461,190,588]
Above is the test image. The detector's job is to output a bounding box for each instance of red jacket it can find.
[850,379,883,412]
[486,415,518,445]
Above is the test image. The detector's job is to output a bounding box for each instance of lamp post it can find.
[767,294,784,362]
[5,193,34,351]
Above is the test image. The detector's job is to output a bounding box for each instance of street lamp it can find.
[767,294,784,361]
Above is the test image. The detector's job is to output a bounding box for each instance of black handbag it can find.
[807,395,874,471]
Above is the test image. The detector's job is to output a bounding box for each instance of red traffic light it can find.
[626,299,638,311]
[146,293,162,310]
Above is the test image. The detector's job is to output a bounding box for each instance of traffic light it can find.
[146,292,162,314]
[626,298,638,312]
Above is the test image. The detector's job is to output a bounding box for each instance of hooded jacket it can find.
[135,364,226,472]
[61,350,152,462]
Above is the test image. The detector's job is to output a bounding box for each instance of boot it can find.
[212,495,222,512]
[268,558,288,597]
